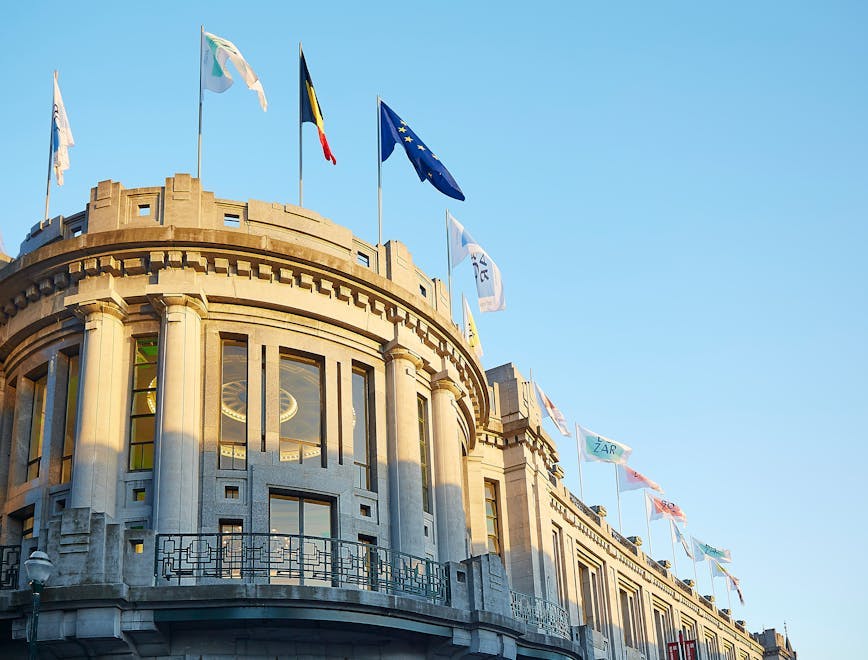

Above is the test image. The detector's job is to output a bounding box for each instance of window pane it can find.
[220,340,248,468]
[279,356,322,463]
[269,494,300,534]
[131,416,155,443]
[304,499,331,538]
[133,364,157,390]
[61,354,80,483]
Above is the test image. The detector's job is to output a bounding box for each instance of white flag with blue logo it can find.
[51,73,74,186]
[447,212,505,312]
[201,31,267,111]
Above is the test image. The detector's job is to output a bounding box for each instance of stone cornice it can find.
[382,341,425,371]
[0,227,490,424]
[431,371,465,399]
[72,296,128,322]
[148,293,209,319]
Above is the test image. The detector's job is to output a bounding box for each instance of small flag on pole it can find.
[711,560,745,605]
[447,213,505,312]
[692,537,732,563]
[617,464,664,493]
[51,73,74,186]
[535,383,570,436]
[202,31,267,111]
[578,425,632,464]
[300,48,336,164]
[670,520,693,559]
[646,493,688,524]
[380,100,464,201]
[462,295,483,359]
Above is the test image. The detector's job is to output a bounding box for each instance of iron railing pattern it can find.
[0,545,20,590]
[510,590,571,639]
[155,533,448,603]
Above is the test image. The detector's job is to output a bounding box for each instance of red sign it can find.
[666,642,681,659]
[683,639,698,660]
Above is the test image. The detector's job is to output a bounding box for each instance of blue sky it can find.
[4,2,867,656]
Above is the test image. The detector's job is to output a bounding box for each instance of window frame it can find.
[128,336,159,472]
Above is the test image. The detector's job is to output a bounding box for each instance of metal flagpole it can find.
[298,42,303,206]
[708,560,717,603]
[668,519,679,577]
[614,464,623,533]
[446,210,454,323]
[692,545,700,586]
[377,96,383,247]
[644,493,654,559]
[574,423,584,501]
[197,26,204,179]
[725,577,733,611]
[44,71,57,222]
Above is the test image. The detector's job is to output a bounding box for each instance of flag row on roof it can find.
[533,384,746,610]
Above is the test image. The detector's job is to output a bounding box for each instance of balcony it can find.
[509,590,571,639]
[154,533,448,604]
[0,546,20,590]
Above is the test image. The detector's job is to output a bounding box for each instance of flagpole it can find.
[298,42,304,206]
[708,560,717,603]
[668,519,679,577]
[377,95,383,247]
[614,464,623,533]
[644,493,654,558]
[574,423,584,501]
[725,577,733,612]
[197,25,204,180]
[446,209,454,322]
[44,70,57,222]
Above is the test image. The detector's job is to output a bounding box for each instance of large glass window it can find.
[619,584,644,650]
[61,354,80,483]
[220,339,248,469]
[577,558,604,631]
[27,374,48,481]
[552,525,565,605]
[219,520,243,578]
[278,354,323,465]
[352,365,374,489]
[417,395,431,513]
[484,480,502,556]
[652,602,673,660]
[129,337,158,471]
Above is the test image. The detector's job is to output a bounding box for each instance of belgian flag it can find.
[300,48,336,164]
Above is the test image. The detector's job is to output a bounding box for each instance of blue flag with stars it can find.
[379,100,465,201]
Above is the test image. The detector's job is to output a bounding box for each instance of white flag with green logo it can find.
[578,425,632,464]
[201,31,267,111]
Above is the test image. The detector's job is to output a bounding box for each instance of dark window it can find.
[352,365,375,489]
[278,354,323,466]
[60,353,80,483]
[27,375,47,481]
[129,337,158,471]
[417,396,431,513]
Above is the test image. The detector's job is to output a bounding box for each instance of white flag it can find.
[201,31,267,111]
[447,212,505,312]
[462,295,483,359]
[535,383,570,437]
[51,73,74,186]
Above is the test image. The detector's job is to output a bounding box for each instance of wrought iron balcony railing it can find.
[509,590,571,639]
[154,533,448,604]
[0,545,20,590]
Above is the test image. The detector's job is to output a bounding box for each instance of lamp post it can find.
[24,550,53,660]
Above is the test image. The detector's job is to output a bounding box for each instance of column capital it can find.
[148,292,209,319]
[431,370,465,399]
[383,340,424,371]
[73,294,128,322]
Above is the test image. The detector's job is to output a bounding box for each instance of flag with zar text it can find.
[692,537,732,563]
[579,425,632,464]
[380,99,464,200]
[646,493,687,524]
[618,464,664,493]
[535,383,570,436]
[462,295,483,359]
[51,73,74,186]
[202,31,267,110]
[300,48,335,164]
[447,213,505,312]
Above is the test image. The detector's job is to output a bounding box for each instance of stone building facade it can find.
[0,175,786,659]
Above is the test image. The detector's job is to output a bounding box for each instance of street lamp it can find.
[24,550,53,660]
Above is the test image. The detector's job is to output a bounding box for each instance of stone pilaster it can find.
[431,371,468,563]
[383,341,425,557]
[70,299,128,518]
[150,294,207,534]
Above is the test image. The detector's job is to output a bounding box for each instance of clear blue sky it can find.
[4,2,867,656]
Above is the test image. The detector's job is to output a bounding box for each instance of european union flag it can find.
[379,100,465,201]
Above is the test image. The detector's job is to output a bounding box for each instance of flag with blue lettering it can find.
[447,213,505,312]
[380,100,464,201]
[51,73,74,186]
[578,425,632,464]
[692,537,732,563]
